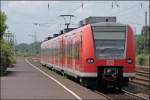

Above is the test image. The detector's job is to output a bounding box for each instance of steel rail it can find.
[122,89,148,100]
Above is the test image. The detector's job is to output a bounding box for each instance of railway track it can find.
[93,89,148,100]
[83,66,150,100]
[130,66,150,87]
[124,66,150,100]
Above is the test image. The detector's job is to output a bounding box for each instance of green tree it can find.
[0,11,15,76]
[141,26,150,54]
[136,26,150,66]
[136,35,144,54]
[15,42,41,56]
[0,38,16,75]
[0,11,7,38]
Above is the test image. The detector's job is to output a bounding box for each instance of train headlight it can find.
[87,58,94,64]
[126,58,133,64]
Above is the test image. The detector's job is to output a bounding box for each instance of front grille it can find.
[97,66,123,78]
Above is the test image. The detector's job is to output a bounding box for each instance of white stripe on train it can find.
[41,62,135,78]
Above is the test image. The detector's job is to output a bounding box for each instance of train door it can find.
[69,39,73,71]
[48,42,51,64]
[72,33,82,75]
[53,43,56,66]
[64,39,67,71]
[64,38,70,71]
[60,37,64,70]
[51,42,54,65]
[75,34,82,73]
[58,38,61,68]
[72,38,76,74]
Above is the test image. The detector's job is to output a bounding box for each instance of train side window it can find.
[72,44,77,59]
[72,43,80,60]
[64,41,68,59]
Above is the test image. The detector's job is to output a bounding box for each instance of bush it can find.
[137,55,145,65]
[0,55,7,76]
[136,54,150,66]
[0,38,16,75]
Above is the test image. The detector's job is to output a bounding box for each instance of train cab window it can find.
[92,25,126,59]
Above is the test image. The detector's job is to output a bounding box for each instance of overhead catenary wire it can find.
[43,1,149,26]
[45,2,87,33]
[41,1,149,37]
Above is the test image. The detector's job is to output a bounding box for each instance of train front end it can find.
[91,22,135,89]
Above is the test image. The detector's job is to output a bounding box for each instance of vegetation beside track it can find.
[136,26,150,66]
[136,54,149,66]
[0,11,16,76]
[15,42,41,56]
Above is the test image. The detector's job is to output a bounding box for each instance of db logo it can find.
[106,60,114,66]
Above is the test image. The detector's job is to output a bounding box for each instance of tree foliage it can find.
[15,42,41,56]
[136,26,150,66]
[0,11,7,37]
[136,35,144,54]
[0,11,15,75]
[136,26,150,55]
[0,38,15,64]
[0,38,16,75]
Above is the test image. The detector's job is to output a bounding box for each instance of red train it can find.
[40,17,135,89]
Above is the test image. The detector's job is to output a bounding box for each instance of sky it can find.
[1,1,150,44]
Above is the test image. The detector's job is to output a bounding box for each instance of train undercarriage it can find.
[78,66,129,90]
[42,63,130,90]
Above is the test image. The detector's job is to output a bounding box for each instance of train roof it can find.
[91,22,126,27]
[91,22,127,32]
[42,22,127,44]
